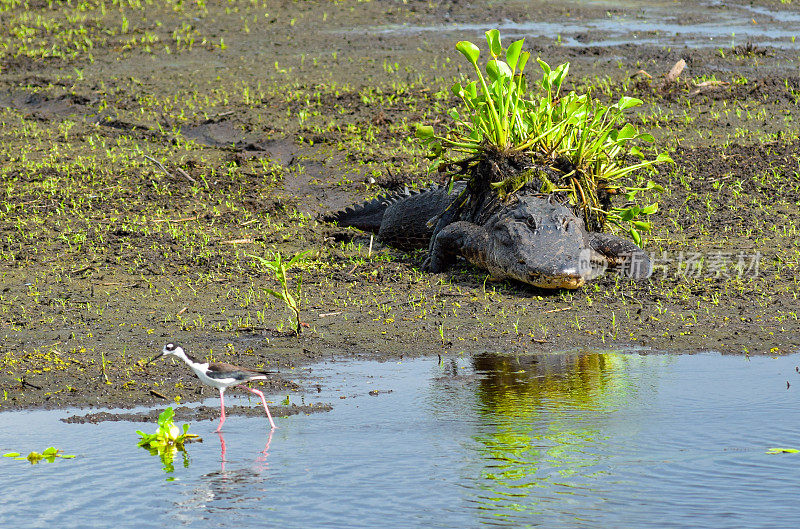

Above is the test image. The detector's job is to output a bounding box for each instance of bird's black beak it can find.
[145,352,165,366]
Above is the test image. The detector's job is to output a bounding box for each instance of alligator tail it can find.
[323,188,427,232]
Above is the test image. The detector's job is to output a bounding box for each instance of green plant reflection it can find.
[465,352,669,520]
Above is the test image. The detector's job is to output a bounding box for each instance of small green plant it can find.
[137,407,198,449]
[4,447,75,464]
[416,29,672,244]
[766,447,800,454]
[137,407,200,473]
[249,251,309,335]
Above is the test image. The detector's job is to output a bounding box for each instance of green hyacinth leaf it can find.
[415,124,434,139]
[505,39,524,70]
[456,40,480,65]
[616,96,643,110]
[641,203,659,215]
[485,29,502,58]
[486,59,512,82]
[630,228,642,247]
[516,50,530,74]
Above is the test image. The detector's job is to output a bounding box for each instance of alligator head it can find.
[472,195,595,289]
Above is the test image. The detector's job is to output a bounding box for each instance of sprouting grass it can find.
[248,251,310,335]
[0,0,217,64]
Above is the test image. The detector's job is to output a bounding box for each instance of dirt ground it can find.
[1,0,799,417]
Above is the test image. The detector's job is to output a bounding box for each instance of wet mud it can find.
[1,0,799,416]
[61,402,333,425]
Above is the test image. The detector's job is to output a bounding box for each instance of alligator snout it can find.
[528,265,587,289]
[552,273,586,290]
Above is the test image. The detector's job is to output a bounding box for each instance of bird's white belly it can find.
[190,365,236,389]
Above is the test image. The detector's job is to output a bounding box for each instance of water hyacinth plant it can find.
[137,407,200,473]
[137,406,199,449]
[416,29,672,244]
[3,447,76,464]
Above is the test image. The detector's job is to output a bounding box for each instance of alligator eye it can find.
[526,218,537,230]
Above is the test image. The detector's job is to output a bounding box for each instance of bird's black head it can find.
[146,342,180,366]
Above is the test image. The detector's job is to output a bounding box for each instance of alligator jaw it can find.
[528,270,586,290]
[551,274,586,290]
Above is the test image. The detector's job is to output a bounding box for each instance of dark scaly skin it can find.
[325,183,651,289]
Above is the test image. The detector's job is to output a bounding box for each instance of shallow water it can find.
[354,0,800,49]
[2,352,800,528]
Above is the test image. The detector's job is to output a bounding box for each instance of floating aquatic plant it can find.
[137,407,200,473]
[4,447,75,464]
[766,447,800,454]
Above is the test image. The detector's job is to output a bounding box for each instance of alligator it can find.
[325,181,652,289]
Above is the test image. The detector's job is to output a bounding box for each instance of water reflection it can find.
[171,430,274,523]
[473,352,657,411]
[464,352,671,522]
[218,430,273,473]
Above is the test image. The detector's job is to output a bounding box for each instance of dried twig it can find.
[142,154,172,177]
[20,377,42,390]
[149,389,169,400]
[543,306,572,314]
[176,167,196,184]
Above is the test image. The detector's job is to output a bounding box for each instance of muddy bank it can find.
[1,0,799,414]
[61,402,333,425]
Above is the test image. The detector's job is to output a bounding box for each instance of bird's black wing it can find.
[207,362,274,381]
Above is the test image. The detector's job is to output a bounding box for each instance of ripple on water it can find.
[2,352,800,528]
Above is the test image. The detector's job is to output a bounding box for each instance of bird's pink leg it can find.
[217,432,227,472]
[216,388,227,433]
[254,428,274,472]
[240,385,277,430]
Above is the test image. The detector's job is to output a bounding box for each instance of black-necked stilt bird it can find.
[148,343,277,432]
